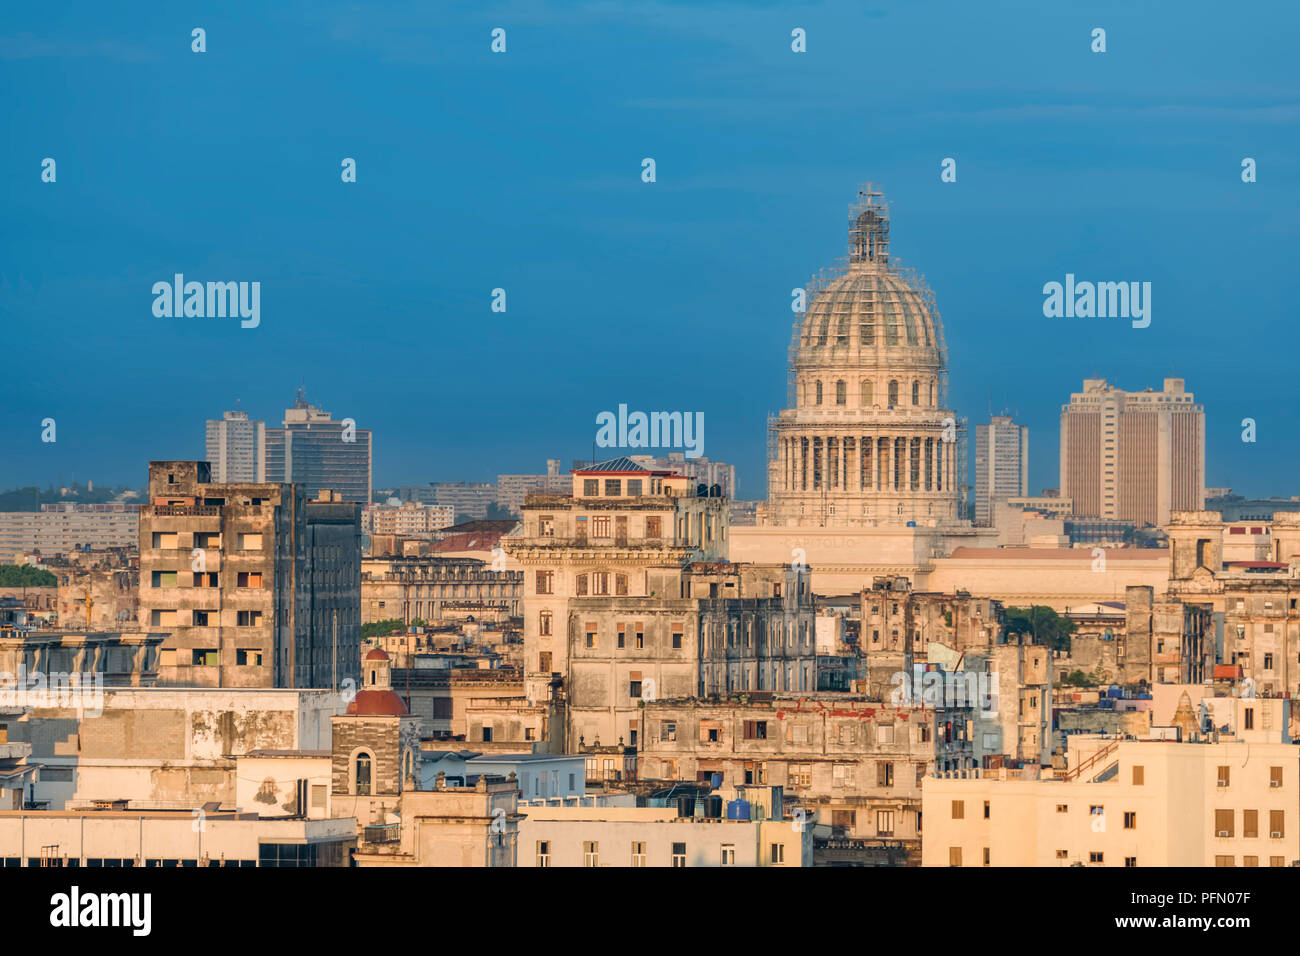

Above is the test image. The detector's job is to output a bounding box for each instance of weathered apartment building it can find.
[1160,510,1300,696]
[361,556,522,624]
[139,461,361,689]
[640,693,951,863]
[860,575,1003,698]
[504,458,815,749]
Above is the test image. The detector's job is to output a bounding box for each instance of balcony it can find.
[152,505,221,517]
[362,823,401,845]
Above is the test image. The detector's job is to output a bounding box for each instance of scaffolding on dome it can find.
[767,182,962,517]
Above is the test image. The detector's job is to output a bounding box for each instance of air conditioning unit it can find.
[1271,781,1282,788]
[1217,830,1230,837]
[1217,780,1229,787]
[1272,831,1284,839]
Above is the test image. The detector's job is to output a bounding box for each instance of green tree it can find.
[0,565,58,587]
[1003,605,1075,651]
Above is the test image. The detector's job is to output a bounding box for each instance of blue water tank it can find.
[727,799,751,821]
[1107,684,1122,699]
[710,772,723,788]
[906,521,917,527]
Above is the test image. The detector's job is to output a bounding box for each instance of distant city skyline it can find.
[4,1,1296,503]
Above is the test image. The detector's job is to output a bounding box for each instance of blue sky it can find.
[3,0,1297,500]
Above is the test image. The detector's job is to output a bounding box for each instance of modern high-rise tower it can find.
[205,410,266,482]
[1059,378,1204,527]
[974,415,1028,525]
[265,390,373,504]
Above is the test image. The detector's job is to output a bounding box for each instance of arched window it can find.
[355,752,373,796]
[888,380,899,406]
[861,380,873,406]
[911,381,920,406]
[815,381,823,405]
[835,380,846,405]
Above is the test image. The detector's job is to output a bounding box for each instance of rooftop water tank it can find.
[726,799,751,821]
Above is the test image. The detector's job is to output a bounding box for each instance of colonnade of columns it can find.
[777,432,956,496]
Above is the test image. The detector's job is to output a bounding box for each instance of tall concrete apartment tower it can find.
[1059,378,1205,527]
[139,460,362,689]
[205,410,266,482]
[266,390,373,504]
[974,415,1028,525]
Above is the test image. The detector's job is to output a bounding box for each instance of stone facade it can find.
[361,556,521,624]
[640,693,946,861]
[761,188,959,529]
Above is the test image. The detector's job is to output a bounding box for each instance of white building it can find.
[974,415,1028,526]
[205,410,266,483]
[517,805,814,867]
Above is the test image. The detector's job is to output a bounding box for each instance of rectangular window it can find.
[627,480,643,496]
[151,532,179,549]
[1132,765,1144,786]
[535,571,553,595]
[770,843,785,865]
[238,533,263,550]
[152,571,178,588]
[631,842,646,867]
[876,810,894,836]
[1244,809,1258,838]
[592,516,611,538]
[538,515,554,536]
[236,648,262,666]
[539,651,552,672]
[604,480,622,497]
[1215,809,1234,837]
[191,609,210,626]
[877,762,894,787]
[617,625,626,648]
[1218,766,1230,787]
[539,613,552,637]
[192,571,218,588]
[236,571,263,588]
[575,574,588,595]
[952,800,964,820]
[720,844,735,866]
[537,841,551,867]
[582,842,598,866]
[237,610,263,627]
[629,680,642,699]
[1271,766,1283,788]
[1123,811,1136,830]
[743,720,768,740]
[616,574,628,596]
[635,628,644,649]
[1270,810,1284,838]
[583,480,598,496]
[948,847,961,867]
[671,842,686,867]
[585,625,597,649]
[192,650,218,666]
[672,628,683,649]
[660,721,677,742]
[645,516,662,538]
[150,609,177,627]
[1089,852,1103,864]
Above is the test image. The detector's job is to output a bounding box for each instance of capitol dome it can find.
[762,185,960,528]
